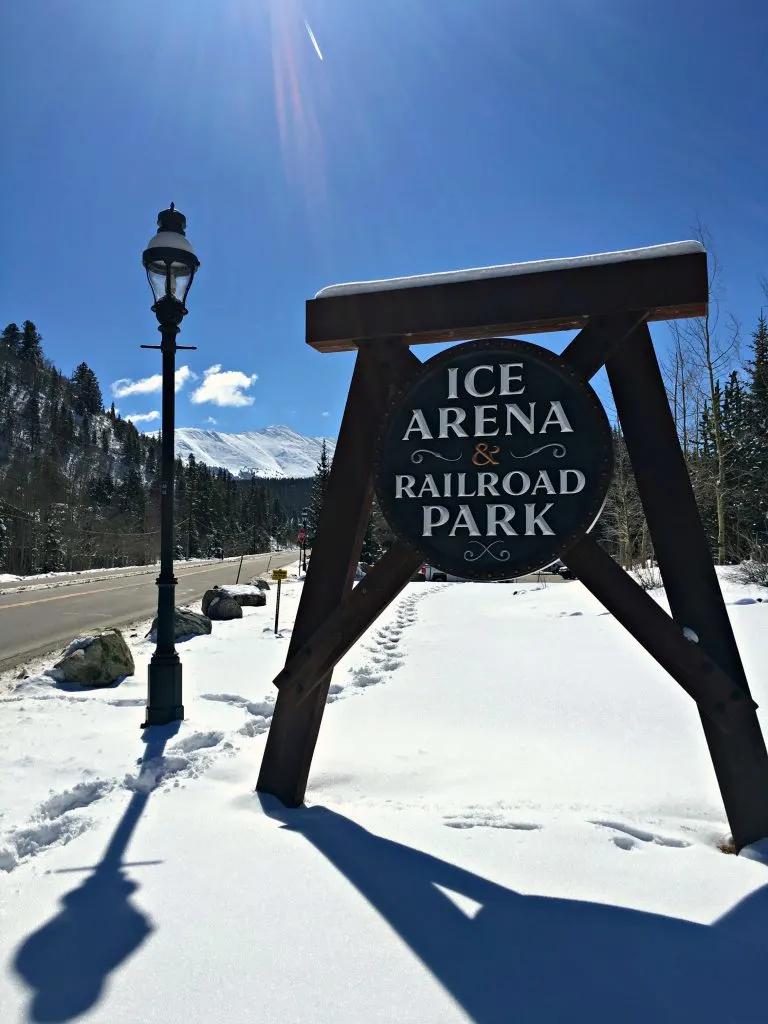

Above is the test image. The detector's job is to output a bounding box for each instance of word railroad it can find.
[374,338,613,579]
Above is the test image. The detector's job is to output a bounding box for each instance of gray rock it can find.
[218,585,266,608]
[146,607,212,643]
[203,585,266,614]
[53,628,135,686]
[248,577,271,591]
[201,588,220,617]
[205,593,243,621]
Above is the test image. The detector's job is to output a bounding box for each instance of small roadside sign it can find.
[272,568,288,633]
[297,528,306,544]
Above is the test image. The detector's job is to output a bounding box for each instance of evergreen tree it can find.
[269,497,286,546]
[742,313,768,545]
[122,423,142,466]
[370,495,395,553]
[306,440,331,541]
[359,516,382,565]
[41,504,66,572]
[71,362,104,416]
[1,323,23,356]
[23,391,42,446]
[118,469,146,529]
[19,321,44,367]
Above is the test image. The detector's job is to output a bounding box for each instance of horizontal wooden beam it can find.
[273,541,424,709]
[306,251,708,353]
[561,536,757,733]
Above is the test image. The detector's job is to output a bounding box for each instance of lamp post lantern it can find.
[141,204,200,727]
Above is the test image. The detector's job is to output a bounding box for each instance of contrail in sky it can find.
[304,18,324,61]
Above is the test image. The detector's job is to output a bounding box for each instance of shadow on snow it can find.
[260,798,768,1024]
[12,723,178,1023]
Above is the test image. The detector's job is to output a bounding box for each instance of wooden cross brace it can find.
[257,268,768,850]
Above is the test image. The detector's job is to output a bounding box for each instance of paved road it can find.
[0,551,297,672]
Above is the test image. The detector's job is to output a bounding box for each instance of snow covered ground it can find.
[1,569,767,1023]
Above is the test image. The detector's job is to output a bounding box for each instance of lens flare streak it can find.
[304,19,324,61]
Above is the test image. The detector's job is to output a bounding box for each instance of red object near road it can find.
[297,529,306,544]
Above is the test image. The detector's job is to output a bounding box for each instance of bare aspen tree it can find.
[667,225,739,564]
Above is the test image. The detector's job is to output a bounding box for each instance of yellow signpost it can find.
[271,567,288,632]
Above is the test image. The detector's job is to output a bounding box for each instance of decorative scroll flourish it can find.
[508,443,567,460]
[463,540,512,563]
[410,449,462,465]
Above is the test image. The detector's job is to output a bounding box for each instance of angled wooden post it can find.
[606,323,768,849]
[562,536,756,732]
[256,339,419,807]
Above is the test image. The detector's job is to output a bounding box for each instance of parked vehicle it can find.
[414,564,466,583]
[541,561,564,574]
[539,559,575,580]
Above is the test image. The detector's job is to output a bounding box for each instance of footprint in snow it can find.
[444,813,542,832]
[0,779,115,873]
[590,820,690,851]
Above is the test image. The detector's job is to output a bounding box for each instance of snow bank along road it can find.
[0,552,297,673]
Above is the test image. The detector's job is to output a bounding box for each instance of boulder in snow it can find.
[219,584,267,607]
[202,590,243,620]
[52,628,135,686]
[203,585,266,615]
[146,607,212,643]
[248,577,271,591]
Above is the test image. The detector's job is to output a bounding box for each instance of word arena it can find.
[375,339,614,579]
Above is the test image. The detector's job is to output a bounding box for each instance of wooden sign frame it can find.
[256,245,768,852]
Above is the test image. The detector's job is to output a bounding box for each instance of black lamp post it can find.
[141,204,200,727]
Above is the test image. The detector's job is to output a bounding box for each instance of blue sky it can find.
[1,0,766,437]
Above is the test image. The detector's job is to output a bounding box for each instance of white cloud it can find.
[190,364,258,407]
[124,410,160,425]
[205,416,217,425]
[111,365,196,398]
[321,411,329,417]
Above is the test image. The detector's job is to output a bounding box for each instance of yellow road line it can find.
[0,580,150,610]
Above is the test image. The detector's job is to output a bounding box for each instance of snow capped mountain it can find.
[167,425,335,478]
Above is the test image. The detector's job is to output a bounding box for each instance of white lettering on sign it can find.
[438,407,468,438]
[540,401,574,433]
[403,409,432,440]
[445,363,525,399]
[486,504,517,535]
[403,402,574,441]
[422,505,449,536]
[378,345,611,580]
[400,469,586,504]
[464,365,495,398]
[524,503,554,536]
[499,364,525,396]
[419,501,556,538]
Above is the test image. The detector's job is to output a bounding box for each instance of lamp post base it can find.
[143,656,184,727]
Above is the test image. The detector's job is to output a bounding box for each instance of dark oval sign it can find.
[374,339,613,580]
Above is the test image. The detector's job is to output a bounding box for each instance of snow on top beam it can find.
[306,241,708,353]
[315,242,705,299]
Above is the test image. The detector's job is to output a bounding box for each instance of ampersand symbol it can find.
[471,443,500,467]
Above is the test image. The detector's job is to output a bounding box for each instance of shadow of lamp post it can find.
[140,204,200,727]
